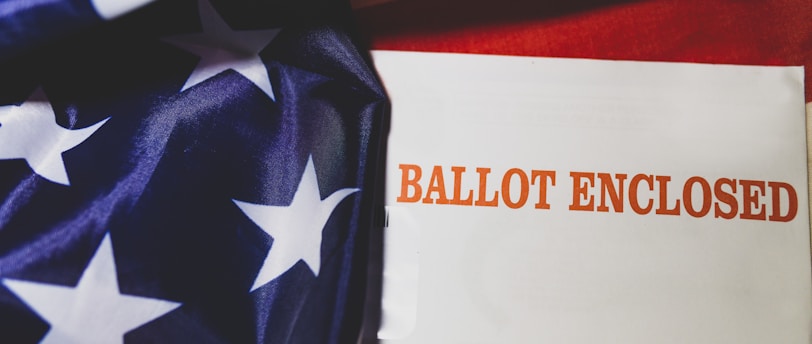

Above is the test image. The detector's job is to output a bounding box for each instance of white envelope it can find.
[370,50,812,344]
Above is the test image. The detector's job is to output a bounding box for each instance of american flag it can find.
[0,0,386,342]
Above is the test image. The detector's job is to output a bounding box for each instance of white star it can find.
[0,88,109,186]
[233,155,359,291]
[163,0,280,100]
[90,0,155,20]
[2,234,181,344]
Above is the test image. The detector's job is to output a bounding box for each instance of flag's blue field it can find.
[0,0,387,342]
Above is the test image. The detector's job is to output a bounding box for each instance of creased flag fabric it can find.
[356,0,812,103]
[0,0,387,343]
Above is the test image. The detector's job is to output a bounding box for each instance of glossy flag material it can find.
[0,0,386,343]
[356,0,812,103]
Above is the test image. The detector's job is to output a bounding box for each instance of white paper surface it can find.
[372,50,812,344]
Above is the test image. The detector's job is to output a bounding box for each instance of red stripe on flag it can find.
[357,0,812,102]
